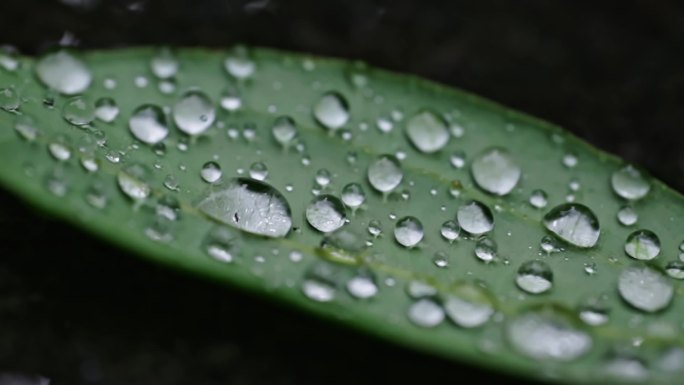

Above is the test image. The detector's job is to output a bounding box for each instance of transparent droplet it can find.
[540,235,563,254]
[224,46,255,79]
[406,280,437,299]
[35,50,91,95]
[443,282,495,328]
[433,251,449,268]
[612,165,650,201]
[129,104,169,145]
[617,206,638,226]
[150,47,178,79]
[313,91,349,131]
[302,278,336,302]
[306,195,347,233]
[666,261,684,280]
[367,219,382,237]
[516,260,553,294]
[0,45,20,72]
[341,183,365,210]
[203,226,241,263]
[48,139,71,161]
[405,110,449,153]
[0,86,19,111]
[62,97,94,126]
[220,85,242,111]
[562,153,578,168]
[376,117,393,133]
[197,178,292,238]
[529,189,548,209]
[163,174,180,191]
[470,147,521,196]
[117,163,152,201]
[80,157,98,173]
[457,200,494,235]
[85,181,108,209]
[249,162,268,181]
[200,161,222,183]
[449,151,466,169]
[440,220,460,242]
[314,168,331,187]
[543,203,600,248]
[346,275,378,299]
[394,216,424,248]
[624,230,660,260]
[94,97,119,123]
[474,237,497,263]
[578,297,610,326]
[408,299,444,328]
[158,79,176,94]
[507,305,592,361]
[173,90,215,136]
[618,266,673,313]
[367,155,403,193]
[272,116,298,147]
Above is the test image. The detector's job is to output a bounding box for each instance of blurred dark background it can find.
[0,0,683,384]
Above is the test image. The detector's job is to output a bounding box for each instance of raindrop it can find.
[603,353,649,381]
[272,116,298,147]
[163,174,179,191]
[666,261,684,279]
[0,86,19,111]
[612,165,650,200]
[394,216,424,248]
[624,230,660,260]
[35,50,91,95]
[449,151,466,169]
[129,104,169,145]
[516,260,553,294]
[302,278,335,302]
[562,153,578,168]
[474,237,497,263]
[306,195,347,233]
[376,117,393,133]
[203,226,241,263]
[407,280,438,298]
[433,251,449,268]
[529,189,548,209]
[94,97,119,123]
[0,45,19,71]
[224,46,255,79]
[443,282,495,328]
[543,203,600,248]
[249,162,268,181]
[346,275,378,299]
[618,265,673,313]
[313,91,349,131]
[367,155,403,193]
[173,90,215,136]
[220,85,242,111]
[197,178,292,238]
[80,157,98,173]
[471,147,521,196]
[85,181,108,209]
[62,97,94,126]
[440,220,460,243]
[341,183,365,210]
[457,200,494,235]
[540,235,563,254]
[158,79,176,94]
[150,47,178,79]
[315,168,331,187]
[578,297,610,326]
[117,163,152,201]
[367,219,382,237]
[405,110,449,153]
[408,299,444,328]
[200,161,222,183]
[48,139,71,161]
[617,206,638,226]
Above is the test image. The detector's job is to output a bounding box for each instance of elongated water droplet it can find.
[341,183,365,210]
[129,104,169,145]
[150,47,178,79]
[367,155,402,193]
[624,230,660,260]
[35,50,91,95]
[408,299,444,328]
[612,165,650,200]
[272,116,298,147]
[197,178,292,238]
[516,260,553,294]
[173,90,215,136]
[394,216,424,248]
[618,266,673,313]
[302,278,335,302]
[94,97,119,123]
[62,97,94,126]
[14,117,40,142]
[440,220,460,242]
[443,282,495,328]
[405,110,449,153]
[457,200,494,235]
[471,147,520,196]
[543,203,600,248]
[200,161,222,183]
[117,163,152,201]
[306,195,347,233]
[313,92,349,131]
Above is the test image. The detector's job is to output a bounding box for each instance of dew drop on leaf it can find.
[271,115,298,147]
[305,195,347,233]
[367,154,403,193]
[94,97,119,123]
[624,229,660,261]
[405,110,449,153]
[617,206,638,226]
[470,147,521,196]
[474,237,497,263]
[394,216,424,248]
[618,265,673,313]
[0,86,19,111]
[529,189,548,209]
[516,260,553,294]
[150,47,178,79]
[341,182,365,210]
[117,163,152,201]
[346,275,378,299]
[443,282,495,328]
[200,161,222,184]
[35,50,91,95]
[440,220,460,243]
[313,91,350,131]
[611,165,651,201]
[173,90,215,136]
[408,299,444,328]
[249,162,268,181]
[457,200,494,235]
[203,226,241,263]
[62,97,94,126]
[128,104,169,145]
[543,203,600,248]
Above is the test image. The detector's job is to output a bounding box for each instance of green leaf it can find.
[1,47,683,384]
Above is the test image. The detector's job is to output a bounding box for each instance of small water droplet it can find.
[200,161,222,184]
[80,157,98,173]
[394,216,424,248]
[306,195,347,233]
[163,174,180,191]
[474,237,497,263]
[249,162,268,181]
[313,91,349,131]
[48,138,72,161]
[367,219,382,237]
[94,97,119,123]
[433,251,449,268]
[150,47,178,79]
[35,50,91,95]
[666,261,684,279]
[624,230,660,260]
[0,86,19,111]
[440,220,460,243]
[408,299,444,328]
[0,45,20,72]
[173,90,215,136]
[457,200,494,235]
[117,163,152,201]
[85,180,108,209]
[376,117,393,133]
[62,97,94,126]
[617,206,638,226]
[618,265,673,313]
[341,183,365,210]
[315,168,331,187]
[516,260,553,294]
[562,153,578,168]
[578,296,610,326]
[407,280,437,298]
[220,85,242,111]
[443,282,495,328]
[540,235,563,254]
[129,104,169,145]
[471,147,521,196]
[224,46,255,79]
[449,151,466,169]
[529,189,548,209]
[204,226,241,263]
[272,115,298,147]
[543,203,600,248]
[612,165,650,200]
[405,110,449,153]
[367,155,403,193]
[346,275,378,299]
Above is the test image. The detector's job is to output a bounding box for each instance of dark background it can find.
[0,0,683,384]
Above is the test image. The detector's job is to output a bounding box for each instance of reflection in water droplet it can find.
[62,97,94,126]
[440,220,460,243]
[449,151,466,169]
[224,46,255,79]
[543,203,600,248]
[306,195,347,233]
[405,110,449,153]
[408,299,444,328]
[612,165,650,200]
[197,178,292,238]
[272,116,298,147]
[341,183,365,210]
[150,47,178,79]
[394,216,424,248]
[367,219,382,237]
[173,90,215,136]
[471,147,521,196]
[249,162,268,181]
[313,92,349,131]
[578,297,610,326]
[406,280,437,298]
[129,104,169,145]
[540,235,563,254]
[346,275,378,299]
[624,230,660,260]
[516,261,553,294]
[457,201,494,235]
[443,282,495,328]
[666,261,684,279]
[0,86,19,111]
[529,189,548,209]
[204,226,241,263]
[474,237,497,263]
[367,155,403,193]
[617,206,638,226]
[94,97,119,123]
[200,161,222,183]
[35,50,91,95]
[315,168,331,187]
[117,163,152,201]
[618,266,673,313]
[48,139,71,161]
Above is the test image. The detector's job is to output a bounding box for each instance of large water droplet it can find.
[543,203,600,248]
[618,266,673,313]
[394,216,424,248]
[367,155,403,193]
[612,165,650,200]
[313,92,349,131]
[129,104,169,145]
[471,147,521,196]
[516,260,553,294]
[200,161,222,183]
[150,47,178,79]
[405,110,449,153]
[35,50,91,95]
[173,90,215,136]
[624,229,660,260]
[306,195,347,233]
[62,97,94,126]
[408,299,444,328]
[117,163,152,201]
[272,116,298,147]
[443,282,495,328]
[197,178,292,238]
[457,200,494,235]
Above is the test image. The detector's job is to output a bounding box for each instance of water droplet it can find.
[612,165,650,200]
[220,85,242,111]
[618,266,673,313]
[129,104,169,145]
[197,178,292,238]
[624,230,660,260]
[80,157,98,173]
[341,183,365,210]
[173,90,215,136]
[367,155,403,193]
[48,139,71,161]
[408,299,444,328]
[314,168,331,187]
[603,353,649,381]
[394,216,424,248]
[584,262,597,275]
[272,116,298,147]
[474,237,497,263]
[540,235,563,254]
[529,189,548,209]
[302,278,335,302]
[200,161,222,183]
[405,110,449,153]
[449,151,466,169]
[249,162,268,181]
[0,86,19,111]
[578,297,610,326]
[617,206,638,226]
[150,47,178,79]
[224,46,255,79]
[61,96,94,126]
[457,200,494,235]
[433,251,449,268]
[666,261,684,279]
[562,153,578,168]
[543,203,600,248]
[507,306,592,361]
[440,220,460,242]
[516,260,553,294]
[35,50,91,95]
[0,45,20,72]
[313,91,349,131]
[306,195,347,233]
[204,226,241,263]
[471,147,521,196]
[85,181,108,209]
[367,219,382,237]
[658,347,684,373]
[347,275,378,299]
[443,282,495,328]
[94,97,119,123]
[376,117,393,133]
[163,174,180,191]
[117,163,152,201]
